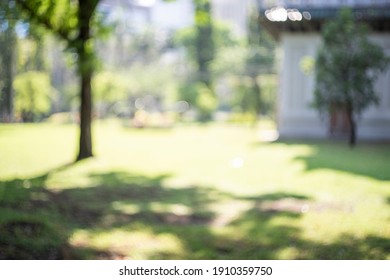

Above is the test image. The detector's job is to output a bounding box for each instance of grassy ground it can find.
[0,121,389,259]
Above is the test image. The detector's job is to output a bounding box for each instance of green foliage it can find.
[231,75,277,119]
[92,71,128,103]
[93,71,132,118]
[183,0,215,89]
[92,65,179,117]
[175,21,240,71]
[232,77,258,113]
[211,46,246,78]
[195,83,217,121]
[314,8,389,146]
[300,56,315,76]
[178,81,217,121]
[314,8,389,115]
[126,64,178,101]
[15,0,78,41]
[178,81,199,106]
[17,31,48,73]
[245,9,275,76]
[175,19,242,120]
[13,71,52,121]
[230,7,276,120]
[15,0,104,160]
[128,27,166,64]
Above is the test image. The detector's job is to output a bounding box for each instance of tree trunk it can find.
[75,1,97,161]
[346,104,356,147]
[76,69,93,161]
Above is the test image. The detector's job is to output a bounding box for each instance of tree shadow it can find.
[1,168,389,259]
[0,169,220,259]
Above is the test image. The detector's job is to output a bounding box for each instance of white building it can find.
[259,0,390,140]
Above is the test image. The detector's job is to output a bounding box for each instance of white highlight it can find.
[265,7,288,22]
[230,157,244,169]
[265,7,311,22]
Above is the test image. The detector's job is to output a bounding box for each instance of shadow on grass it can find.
[1,168,389,259]
[258,140,390,181]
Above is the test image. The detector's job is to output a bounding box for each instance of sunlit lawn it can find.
[0,120,389,259]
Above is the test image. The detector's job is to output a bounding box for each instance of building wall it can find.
[278,32,390,140]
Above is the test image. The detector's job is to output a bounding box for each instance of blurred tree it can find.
[194,0,215,90]
[98,24,166,69]
[92,71,128,117]
[134,64,176,96]
[178,82,199,108]
[13,71,52,122]
[195,83,217,122]
[18,25,47,73]
[236,6,275,122]
[125,63,178,114]
[0,0,17,122]
[93,71,127,103]
[127,27,167,65]
[173,0,216,121]
[314,9,389,146]
[176,21,238,71]
[15,0,101,161]
[175,20,239,120]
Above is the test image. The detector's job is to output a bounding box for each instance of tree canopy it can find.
[240,7,275,120]
[314,8,389,146]
[13,71,52,122]
[193,0,215,89]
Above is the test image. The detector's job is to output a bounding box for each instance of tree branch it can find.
[15,0,71,42]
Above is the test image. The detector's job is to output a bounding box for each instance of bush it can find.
[196,84,217,122]
[13,71,52,122]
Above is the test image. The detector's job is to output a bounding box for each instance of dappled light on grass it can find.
[0,123,390,259]
[70,227,186,260]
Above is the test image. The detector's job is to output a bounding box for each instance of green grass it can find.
[0,121,389,259]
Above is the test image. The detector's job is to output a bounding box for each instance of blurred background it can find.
[0,0,277,127]
[0,0,389,260]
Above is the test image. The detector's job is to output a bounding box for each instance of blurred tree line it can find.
[175,1,276,122]
[0,0,277,161]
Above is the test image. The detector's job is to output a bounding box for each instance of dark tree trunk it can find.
[76,0,98,161]
[76,69,93,161]
[346,104,356,147]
